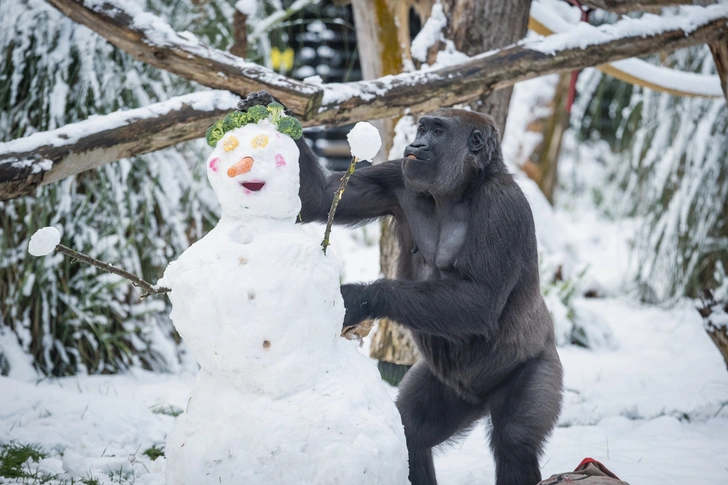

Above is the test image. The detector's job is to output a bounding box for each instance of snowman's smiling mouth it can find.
[241,181,265,192]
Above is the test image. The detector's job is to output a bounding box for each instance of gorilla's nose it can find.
[404,145,426,160]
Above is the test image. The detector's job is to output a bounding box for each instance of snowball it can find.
[347,122,382,161]
[234,0,257,16]
[28,227,61,256]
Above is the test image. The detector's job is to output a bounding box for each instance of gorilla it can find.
[238,92,563,485]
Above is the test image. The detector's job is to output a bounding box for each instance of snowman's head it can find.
[206,120,301,221]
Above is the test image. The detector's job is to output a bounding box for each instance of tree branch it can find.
[580,1,715,14]
[3,1,727,201]
[0,91,237,201]
[322,156,358,254]
[54,244,170,299]
[709,34,728,105]
[311,11,728,125]
[43,0,322,118]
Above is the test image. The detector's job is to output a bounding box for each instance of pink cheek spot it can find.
[275,133,281,139]
[275,154,286,168]
[209,157,220,172]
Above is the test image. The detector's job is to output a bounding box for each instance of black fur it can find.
[240,93,564,485]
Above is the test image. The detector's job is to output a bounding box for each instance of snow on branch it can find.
[580,0,716,14]
[0,91,238,201]
[313,4,728,124]
[2,1,727,200]
[531,0,725,98]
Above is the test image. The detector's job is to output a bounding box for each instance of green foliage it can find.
[223,111,251,132]
[266,102,285,123]
[142,446,164,461]
[570,46,728,302]
[276,115,303,140]
[206,119,227,147]
[540,261,596,347]
[0,443,47,479]
[207,102,304,148]
[150,403,183,417]
[0,0,235,376]
[246,105,269,123]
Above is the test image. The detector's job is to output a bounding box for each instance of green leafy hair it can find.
[206,102,303,147]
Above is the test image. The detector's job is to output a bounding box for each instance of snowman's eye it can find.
[223,136,239,152]
[251,134,269,149]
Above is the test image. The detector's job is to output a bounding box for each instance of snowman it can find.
[159,104,410,485]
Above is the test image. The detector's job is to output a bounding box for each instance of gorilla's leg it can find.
[488,346,563,485]
[396,362,483,485]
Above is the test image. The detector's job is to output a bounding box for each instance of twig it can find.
[322,155,358,254]
[54,244,170,299]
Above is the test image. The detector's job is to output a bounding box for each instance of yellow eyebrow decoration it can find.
[223,136,239,152]
[251,134,269,149]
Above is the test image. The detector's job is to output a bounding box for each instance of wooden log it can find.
[3,2,727,200]
[0,92,236,200]
[708,35,728,105]
[580,0,714,14]
[230,9,248,58]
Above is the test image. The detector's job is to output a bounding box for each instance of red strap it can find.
[575,458,621,479]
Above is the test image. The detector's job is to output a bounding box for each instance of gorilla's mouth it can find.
[241,181,265,192]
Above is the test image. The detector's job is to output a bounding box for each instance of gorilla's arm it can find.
[341,183,533,341]
[296,138,404,224]
[342,275,519,341]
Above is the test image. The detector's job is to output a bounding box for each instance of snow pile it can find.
[410,2,447,63]
[347,121,382,161]
[158,120,408,484]
[234,0,256,16]
[27,226,61,256]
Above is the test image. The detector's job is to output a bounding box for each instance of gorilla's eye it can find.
[418,124,426,135]
[433,127,443,136]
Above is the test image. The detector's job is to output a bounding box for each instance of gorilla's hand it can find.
[237,91,291,115]
[340,283,371,330]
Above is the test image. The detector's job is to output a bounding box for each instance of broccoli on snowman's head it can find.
[205,103,304,221]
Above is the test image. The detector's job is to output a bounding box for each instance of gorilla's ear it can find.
[469,130,485,153]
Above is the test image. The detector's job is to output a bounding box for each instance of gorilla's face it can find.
[403,112,486,197]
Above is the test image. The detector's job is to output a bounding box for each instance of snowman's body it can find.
[161,120,409,485]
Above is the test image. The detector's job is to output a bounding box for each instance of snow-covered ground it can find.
[3,70,728,483]
[1,215,727,484]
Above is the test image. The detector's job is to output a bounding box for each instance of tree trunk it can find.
[698,291,728,371]
[709,35,728,106]
[441,0,533,136]
[351,0,421,375]
[356,0,533,381]
[520,73,571,202]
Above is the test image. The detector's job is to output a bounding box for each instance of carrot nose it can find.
[227,157,254,178]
